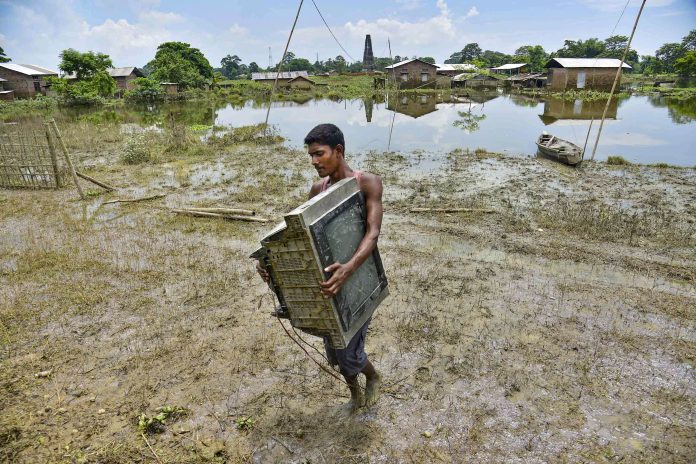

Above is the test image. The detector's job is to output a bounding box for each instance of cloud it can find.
[229,23,248,36]
[466,6,479,17]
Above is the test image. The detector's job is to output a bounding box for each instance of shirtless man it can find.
[258,123,383,411]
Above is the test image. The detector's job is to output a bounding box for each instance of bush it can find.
[122,134,152,164]
[124,78,164,102]
[209,123,284,146]
[606,155,631,165]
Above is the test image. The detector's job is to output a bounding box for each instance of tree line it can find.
[443,29,695,76]
[15,27,696,103]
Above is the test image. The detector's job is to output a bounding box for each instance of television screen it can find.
[310,192,385,332]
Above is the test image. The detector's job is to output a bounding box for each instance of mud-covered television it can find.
[251,177,388,348]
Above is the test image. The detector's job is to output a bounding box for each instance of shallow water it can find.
[62,92,696,166]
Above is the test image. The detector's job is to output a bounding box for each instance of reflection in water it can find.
[45,91,696,166]
[647,95,696,124]
[387,93,439,118]
[539,98,620,125]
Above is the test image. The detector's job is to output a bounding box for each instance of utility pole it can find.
[268,47,272,69]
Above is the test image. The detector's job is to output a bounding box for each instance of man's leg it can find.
[362,359,381,406]
[344,373,364,411]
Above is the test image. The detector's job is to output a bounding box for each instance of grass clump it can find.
[606,155,631,165]
[209,123,284,145]
[137,406,187,435]
[122,133,152,164]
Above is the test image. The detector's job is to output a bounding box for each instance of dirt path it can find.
[1,140,694,463]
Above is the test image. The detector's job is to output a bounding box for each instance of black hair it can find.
[304,123,345,152]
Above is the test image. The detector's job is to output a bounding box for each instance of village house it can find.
[0,63,58,98]
[65,67,145,95]
[434,63,478,77]
[491,63,529,75]
[0,77,13,101]
[159,82,179,95]
[287,75,316,90]
[251,71,310,88]
[545,58,632,91]
[385,59,439,88]
[452,73,500,89]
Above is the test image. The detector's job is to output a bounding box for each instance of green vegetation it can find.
[124,77,164,102]
[147,41,213,89]
[606,156,631,165]
[137,406,187,435]
[122,133,153,165]
[0,45,11,63]
[46,48,117,104]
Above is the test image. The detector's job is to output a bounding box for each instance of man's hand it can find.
[320,262,355,298]
[256,260,270,283]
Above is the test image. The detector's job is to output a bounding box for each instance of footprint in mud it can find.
[415,366,432,384]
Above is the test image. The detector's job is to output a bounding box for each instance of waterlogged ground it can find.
[1,125,695,463]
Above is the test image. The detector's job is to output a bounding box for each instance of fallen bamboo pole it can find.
[50,119,84,199]
[76,171,116,191]
[180,207,255,216]
[170,209,268,222]
[410,207,496,214]
[44,124,62,188]
[103,194,165,205]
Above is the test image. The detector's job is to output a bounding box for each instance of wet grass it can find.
[1,129,695,462]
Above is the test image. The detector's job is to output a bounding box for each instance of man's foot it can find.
[348,392,365,413]
[365,371,382,406]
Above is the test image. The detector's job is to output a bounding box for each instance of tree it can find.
[640,55,660,75]
[480,50,510,68]
[675,51,696,76]
[419,56,436,64]
[59,49,113,79]
[248,62,260,73]
[0,46,10,63]
[334,55,346,73]
[655,43,686,73]
[556,38,605,58]
[148,42,213,88]
[221,54,242,78]
[285,58,312,71]
[682,29,696,51]
[461,43,483,62]
[513,45,547,71]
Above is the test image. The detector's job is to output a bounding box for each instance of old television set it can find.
[251,177,389,348]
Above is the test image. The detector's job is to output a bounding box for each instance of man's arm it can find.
[320,173,383,298]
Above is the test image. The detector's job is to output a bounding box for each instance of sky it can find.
[1,0,694,71]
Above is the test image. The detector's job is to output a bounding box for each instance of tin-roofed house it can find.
[65,67,145,96]
[385,59,439,88]
[251,71,310,88]
[545,58,632,91]
[0,77,13,101]
[0,63,58,98]
[491,63,529,75]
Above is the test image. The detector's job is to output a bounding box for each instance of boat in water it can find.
[535,133,583,166]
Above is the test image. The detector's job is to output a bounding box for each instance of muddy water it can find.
[57,93,696,166]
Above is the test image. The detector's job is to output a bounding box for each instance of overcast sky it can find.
[1,0,694,71]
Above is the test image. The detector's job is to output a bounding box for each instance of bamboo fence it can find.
[0,122,63,189]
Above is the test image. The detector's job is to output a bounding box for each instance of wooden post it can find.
[44,124,62,188]
[50,119,84,199]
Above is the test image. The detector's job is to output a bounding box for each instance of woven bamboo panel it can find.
[0,123,61,189]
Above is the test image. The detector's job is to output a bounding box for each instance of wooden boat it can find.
[536,133,583,166]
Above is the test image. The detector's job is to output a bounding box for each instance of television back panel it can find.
[259,177,389,348]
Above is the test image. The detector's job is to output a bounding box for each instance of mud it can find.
[1,134,695,463]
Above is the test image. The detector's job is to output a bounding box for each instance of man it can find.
[257,123,383,412]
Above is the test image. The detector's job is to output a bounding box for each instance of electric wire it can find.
[310,0,357,62]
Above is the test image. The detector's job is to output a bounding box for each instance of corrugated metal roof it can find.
[435,63,478,72]
[491,63,528,70]
[547,58,632,69]
[251,71,309,80]
[65,67,144,79]
[0,63,58,75]
[0,77,7,82]
[385,58,438,69]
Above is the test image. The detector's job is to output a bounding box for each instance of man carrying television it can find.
[256,123,383,412]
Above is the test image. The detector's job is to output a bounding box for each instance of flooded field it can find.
[54,91,696,166]
[1,121,695,462]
